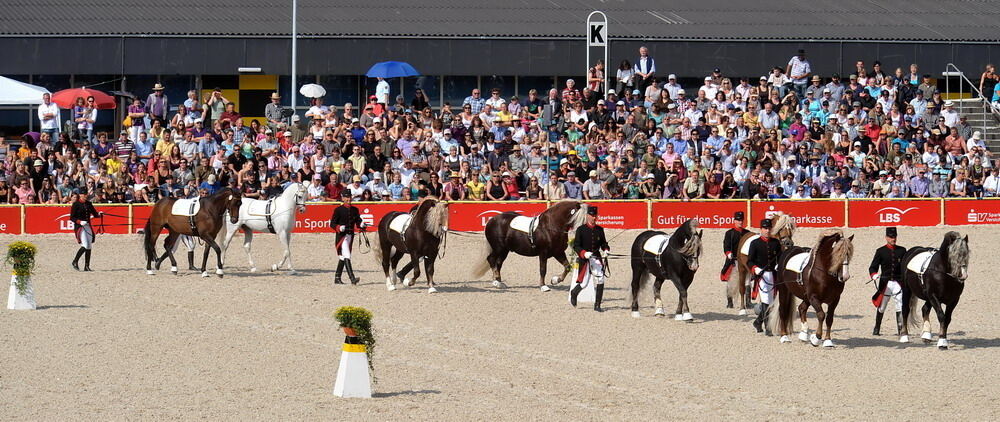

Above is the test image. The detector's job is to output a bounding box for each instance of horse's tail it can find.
[907,291,923,332]
[765,285,796,335]
[727,262,742,303]
[470,238,493,279]
[372,228,384,267]
[628,271,651,309]
[143,219,155,263]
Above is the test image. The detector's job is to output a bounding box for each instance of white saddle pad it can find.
[388,214,412,235]
[785,252,810,273]
[740,235,760,256]
[906,251,935,275]
[246,199,274,217]
[642,234,671,255]
[170,198,200,216]
[510,216,537,234]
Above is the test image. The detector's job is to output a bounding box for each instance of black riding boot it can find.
[334,260,345,284]
[570,284,583,307]
[345,259,360,285]
[872,311,884,336]
[72,247,86,271]
[187,251,198,271]
[753,304,768,333]
[594,284,605,312]
[726,296,734,309]
[895,311,904,336]
[83,249,93,271]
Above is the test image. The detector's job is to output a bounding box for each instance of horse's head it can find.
[291,182,307,213]
[673,219,703,272]
[828,232,855,282]
[771,213,797,250]
[540,200,587,232]
[944,232,971,282]
[226,189,242,224]
[419,197,450,237]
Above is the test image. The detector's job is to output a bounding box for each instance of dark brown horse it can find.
[731,212,796,315]
[627,219,703,319]
[143,188,242,277]
[768,229,855,347]
[899,231,970,349]
[471,200,588,291]
[373,196,450,293]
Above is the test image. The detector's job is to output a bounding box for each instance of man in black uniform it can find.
[330,190,366,285]
[868,227,907,336]
[70,192,102,271]
[748,218,782,334]
[570,206,609,312]
[720,211,749,308]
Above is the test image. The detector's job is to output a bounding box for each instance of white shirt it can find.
[286,154,304,172]
[37,102,61,130]
[699,85,718,100]
[758,110,780,129]
[485,97,506,115]
[787,56,811,83]
[398,167,415,187]
[77,108,98,130]
[306,105,329,119]
[942,108,960,128]
[664,82,683,100]
[967,137,987,151]
[375,80,390,104]
[984,174,1000,195]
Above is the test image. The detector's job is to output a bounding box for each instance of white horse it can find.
[219,183,306,274]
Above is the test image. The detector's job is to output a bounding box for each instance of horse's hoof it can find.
[170,266,178,274]
[654,307,665,316]
[270,264,277,272]
[779,335,791,343]
[539,285,550,292]
[738,309,747,316]
[822,339,835,348]
[921,332,933,342]
[492,280,507,289]
[674,314,684,321]
[387,284,396,291]
[550,276,561,285]
[899,335,910,343]
[631,311,641,318]
[937,338,949,349]
[682,312,694,321]
[404,277,414,287]
[809,334,821,347]
[201,271,209,278]
[216,268,224,275]
[249,267,257,273]
[428,287,438,294]
[146,270,155,276]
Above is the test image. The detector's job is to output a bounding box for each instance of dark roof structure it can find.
[4,0,1000,42]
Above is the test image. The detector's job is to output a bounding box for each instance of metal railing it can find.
[943,63,996,139]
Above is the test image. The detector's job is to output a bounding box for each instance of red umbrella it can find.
[51,88,117,109]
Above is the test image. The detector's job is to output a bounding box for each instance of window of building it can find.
[443,76,478,108]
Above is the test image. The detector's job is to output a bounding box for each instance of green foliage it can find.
[334,306,376,372]
[5,241,37,295]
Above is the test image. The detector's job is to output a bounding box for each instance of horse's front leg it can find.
[537,255,551,292]
[822,299,839,347]
[671,277,693,321]
[552,251,571,286]
[410,254,422,285]
[652,277,666,316]
[240,228,257,272]
[202,235,225,278]
[424,255,438,293]
[797,298,810,342]
[274,230,294,274]
[808,296,825,347]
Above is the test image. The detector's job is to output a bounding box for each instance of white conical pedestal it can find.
[333,338,372,398]
[7,275,36,310]
[567,266,597,304]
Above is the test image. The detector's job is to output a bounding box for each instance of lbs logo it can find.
[875,206,918,223]
[57,214,74,231]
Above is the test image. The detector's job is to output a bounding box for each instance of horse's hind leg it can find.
[158,232,180,273]
[392,251,413,286]
[652,277,666,317]
[537,255,551,291]
[797,299,810,342]
[921,302,933,342]
[146,225,163,273]
[488,249,509,288]
[409,253,422,285]
[629,269,645,317]
[822,299,839,347]
[241,228,257,272]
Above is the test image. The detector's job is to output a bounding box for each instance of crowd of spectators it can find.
[3,48,1000,205]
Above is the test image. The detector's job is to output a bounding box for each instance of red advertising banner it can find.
[749,200,843,228]
[292,202,414,233]
[448,201,549,232]
[94,205,132,234]
[0,206,22,234]
[584,201,648,229]
[943,199,1000,225]
[650,201,747,229]
[23,206,75,234]
[847,200,940,227]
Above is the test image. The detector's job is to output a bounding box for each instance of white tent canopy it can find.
[0,76,50,105]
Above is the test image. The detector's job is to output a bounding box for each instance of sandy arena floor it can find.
[1,226,998,420]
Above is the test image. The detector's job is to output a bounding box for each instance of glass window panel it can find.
[72,74,117,91]
[158,75,196,109]
[33,75,71,93]
[482,75,513,99]
[403,76,439,109]
[0,109,31,140]
[363,77,405,108]
[318,75,360,108]
[517,76,556,97]
[443,76,478,108]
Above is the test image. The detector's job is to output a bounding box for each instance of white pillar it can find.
[7,275,36,310]
[333,338,372,398]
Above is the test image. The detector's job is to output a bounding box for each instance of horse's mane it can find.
[770,212,795,236]
[670,219,701,257]
[418,196,448,237]
[542,200,587,231]
[809,229,853,273]
[943,231,970,271]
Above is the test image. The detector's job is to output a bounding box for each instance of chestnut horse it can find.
[768,229,855,347]
[730,212,796,315]
[471,200,588,291]
[143,188,242,277]
[899,231,970,349]
[373,196,450,293]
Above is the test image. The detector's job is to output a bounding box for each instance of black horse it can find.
[899,231,971,349]
[627,219,703,319]
[373,197,450,293]
[471,200,588,291]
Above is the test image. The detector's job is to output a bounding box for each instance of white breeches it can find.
[337,234,353,260]
[878,280,904,312]
[758,271,775,305]
[574,256,605,287]
[76,224,95,250]
[171,235,196,252]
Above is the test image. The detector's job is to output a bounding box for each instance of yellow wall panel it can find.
[239,74,278,90]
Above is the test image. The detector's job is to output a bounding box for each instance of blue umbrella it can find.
[365,61,421,78]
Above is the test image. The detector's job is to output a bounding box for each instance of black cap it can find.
[734,211,745,221]
[761,219,773,229]
[587,206,598,216]
[713,67,721,73]
[886,227,897,238]
[340,190,352,198]
[832,72,840,79]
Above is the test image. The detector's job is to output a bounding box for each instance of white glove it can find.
[604,248,611,256]
[753,267,762,276]
[339,225,346,232]
[80,221,88,226]
[584,251,593,259]
[726,252,733,259]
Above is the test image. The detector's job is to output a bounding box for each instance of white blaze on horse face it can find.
[228,195,233,200]
[841,262,850,281]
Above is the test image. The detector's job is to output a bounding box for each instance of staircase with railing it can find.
[942,63,1000,153]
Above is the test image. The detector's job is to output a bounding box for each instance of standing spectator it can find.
[375,77,390,105]
[615,60,635,96]
[127,97,146,142]
[144,84,169,125]
[74,96,97,144]
[37,93,61,138]
[463,88,486,115]
[265,92,284,131]
[633,46,656,92]
[205,88,230,127]
[786,49,811,99]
